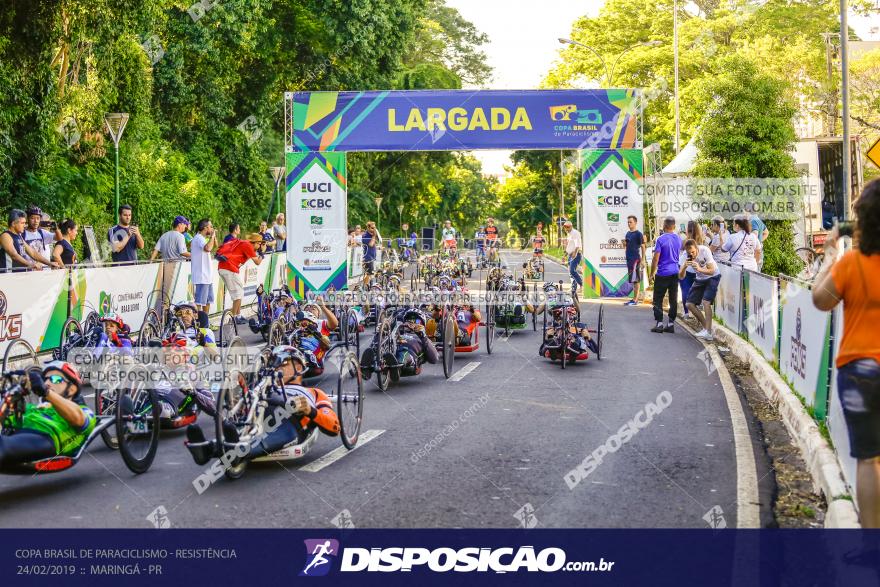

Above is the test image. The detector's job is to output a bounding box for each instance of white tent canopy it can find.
[661,135,698,176]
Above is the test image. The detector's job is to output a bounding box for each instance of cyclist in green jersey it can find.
[0,361,95,469]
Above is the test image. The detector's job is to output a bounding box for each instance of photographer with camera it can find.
[107,204,144,264]
[23,205,60,266]
[191,218,217,313]
[215,232,264,324]
[813,178,880,528]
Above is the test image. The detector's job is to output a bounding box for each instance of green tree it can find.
[690,55,801,276]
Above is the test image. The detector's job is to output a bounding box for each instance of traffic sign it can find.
[868,137,880,170]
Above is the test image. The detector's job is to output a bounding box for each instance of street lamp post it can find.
[269,166,285,221]
[558,38,661,87]
[840,0,851,218]
[374,197,383,237]
[397,204,404,235]
[104,113,129,224]
[674,0,680,154]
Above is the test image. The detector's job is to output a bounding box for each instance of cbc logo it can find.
[597,195,629,206]
[301,198,333,210]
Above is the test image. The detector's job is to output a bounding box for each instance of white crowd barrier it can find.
[0,252,290,356]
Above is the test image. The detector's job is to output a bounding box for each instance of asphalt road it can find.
[0,251,748,529]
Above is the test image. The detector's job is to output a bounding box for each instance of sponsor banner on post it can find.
[288,89,639,152]
[580,149,644,298]
[70,264,162,332]
[778,279,831,416]
[744,271,778,362]
[286,151,348,299]
[715,263,742,332]
[0,270,68,355]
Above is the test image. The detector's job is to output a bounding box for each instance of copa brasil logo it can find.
[548,104,603,124]
[300,539,339,576]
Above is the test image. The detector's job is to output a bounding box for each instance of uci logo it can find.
[598,195,629,206]
[301,198,332,210]
[301,182,332,193]
[598,179,628,190]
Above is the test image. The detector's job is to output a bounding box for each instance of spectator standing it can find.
[709,216,730,263]
[272,213,286,252]
[23,205,58,264]
[750,213,769,270]
[108,204,144,264]
[624,215,646,306]
[563,220,583,298]
[679,238,721,341]
[223,222,241,244]
[51,219,78,268]
[361,221,378,284]
[812,178,880,527]
[216,233,264,323]
[151,216,191,261]
[723,215,762,272]
[1,209,57,271]
[191,218,218,314]
[678,221,704,317]
[259,221,276,253]
[649,217,683,333]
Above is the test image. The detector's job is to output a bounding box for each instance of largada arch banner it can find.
[285,151,348,298]
[581,149,644,298]
[287,89,639,151]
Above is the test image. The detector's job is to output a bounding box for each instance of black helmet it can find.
[25,205,43,217]
[401,308,427,326]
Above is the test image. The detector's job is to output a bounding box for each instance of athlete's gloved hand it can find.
[286,394,310,417]
[27,370,48,398]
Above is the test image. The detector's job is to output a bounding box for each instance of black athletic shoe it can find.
[664,324,675,333]
[651,323,665,333]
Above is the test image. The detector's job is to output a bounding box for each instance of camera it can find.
[40,220,57,231]
[837,221,855,238]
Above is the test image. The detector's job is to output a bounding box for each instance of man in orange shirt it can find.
[216,233,265,323]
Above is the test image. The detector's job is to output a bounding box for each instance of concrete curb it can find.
[711,323,860,528]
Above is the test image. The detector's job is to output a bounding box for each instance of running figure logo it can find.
[300,539,340,577]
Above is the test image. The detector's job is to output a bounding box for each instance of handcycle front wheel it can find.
[3,339,37,372]
[216,339,251,480]
[218,310,238,348]
[336,351,364,449]
[115,365,161,474]
[441,309,455,378]
[596,303,604,361]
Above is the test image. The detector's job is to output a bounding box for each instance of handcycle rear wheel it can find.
[441,309,455,378]
[336,351,364,449]
[485,295,495,355]
[137,320,161,347]
[115,364,161,474]
[268,316,287,348]
[3,339,37,372]
[218,310,238,348]
[374,318,392,392]
[596,303,604,361]
[216,338,250,480]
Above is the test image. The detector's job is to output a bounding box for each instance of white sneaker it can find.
[695,329,709,339]
[703,332,714,342]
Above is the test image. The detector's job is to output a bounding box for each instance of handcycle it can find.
[540,290,604,369]
[252,285,299,343]
[142,293,238,349]
[0,363,160,475]
[363,306,456,391]
[523,255,545,281]
[201,338,363,479]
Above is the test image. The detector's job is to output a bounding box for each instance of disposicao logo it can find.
[300,539,339,577]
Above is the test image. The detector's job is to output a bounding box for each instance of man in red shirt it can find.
[216,233,265,323]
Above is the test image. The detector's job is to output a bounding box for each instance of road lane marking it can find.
[300,429,385,473]
[680,321,760,529]
[448,361,481,382]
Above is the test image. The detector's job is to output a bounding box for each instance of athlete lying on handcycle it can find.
[150,334,216,426]
[185,346,339,464]
[539,305,598,362]
[360,307,440,380]
[95,312,133,354]
[0,362,95,471]
[172,302,219,359]
[426,299,481,347]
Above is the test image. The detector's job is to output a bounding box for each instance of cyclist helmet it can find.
[100,312,126,329]
[26,205,43,217]
[162,333,189,348]
[401,308,427,326]
[42,361,82,387]
[298,312,320,331]
[269,345,307,369]
[301,301,320,315]
[542,282,558,292]
[173,301,198,314]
